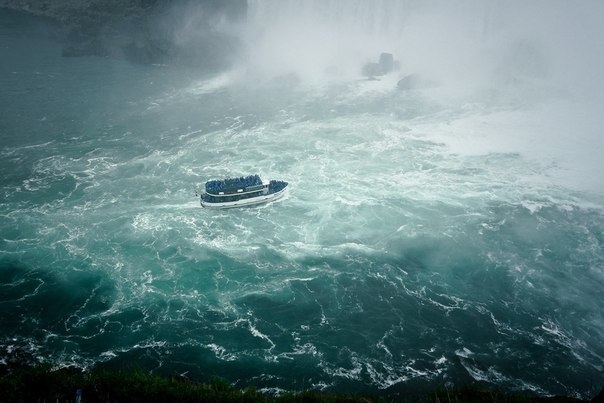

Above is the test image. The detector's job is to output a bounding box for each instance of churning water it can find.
[1,2,603,399]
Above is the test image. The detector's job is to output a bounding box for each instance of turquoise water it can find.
[1,8,604,400]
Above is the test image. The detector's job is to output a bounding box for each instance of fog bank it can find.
[230,0,604,97]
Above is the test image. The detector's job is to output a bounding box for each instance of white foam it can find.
[365,362,408,389]
[205,343,238,361]
[187,72,234,95]
[248,321,276,350]
[455,347,474,358]
[434,356,447,365]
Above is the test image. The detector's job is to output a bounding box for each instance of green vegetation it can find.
[0,364,594,403]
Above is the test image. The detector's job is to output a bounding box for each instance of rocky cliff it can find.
[0,0,247,68]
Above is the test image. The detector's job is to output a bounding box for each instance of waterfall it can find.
[238,0,497,83]
[236,0,604,92]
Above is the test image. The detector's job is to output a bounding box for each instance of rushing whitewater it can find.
[1,1,604,400]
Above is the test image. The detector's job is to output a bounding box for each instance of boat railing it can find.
[205,186,266,197]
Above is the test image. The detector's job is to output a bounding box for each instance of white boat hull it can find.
[201,187,287,209]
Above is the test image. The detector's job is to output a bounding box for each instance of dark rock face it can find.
[362,52,396,77]
[361,62,381,77]
[0,0,247,68]
[378,52,394,73]
[397,74,421,90]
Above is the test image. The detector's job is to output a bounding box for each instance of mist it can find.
[178,0,596,95]
[216,0,603,193]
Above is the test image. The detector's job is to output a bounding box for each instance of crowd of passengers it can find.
[205,175,262,195]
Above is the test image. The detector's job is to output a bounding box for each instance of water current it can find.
[1,4,603,400]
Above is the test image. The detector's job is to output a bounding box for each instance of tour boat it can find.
[200,175,288,209]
